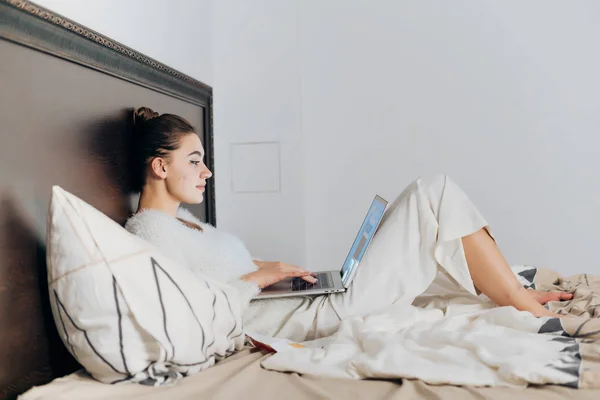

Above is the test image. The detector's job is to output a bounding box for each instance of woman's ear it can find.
[150,157,168,179]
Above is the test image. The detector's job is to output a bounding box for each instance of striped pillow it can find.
[46,186,245,385]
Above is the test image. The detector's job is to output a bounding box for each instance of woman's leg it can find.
[462,229,568,317]
[322,174,566,327]
[323,174,485,323]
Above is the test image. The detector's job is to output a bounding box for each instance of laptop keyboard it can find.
[292,272,334,291]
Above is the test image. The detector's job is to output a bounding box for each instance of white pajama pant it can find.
[247,175,491,341]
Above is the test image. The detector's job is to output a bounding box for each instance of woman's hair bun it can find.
[133,107,159,126]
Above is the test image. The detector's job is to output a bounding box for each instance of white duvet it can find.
[252,302,577,388]
[248,264,586,389]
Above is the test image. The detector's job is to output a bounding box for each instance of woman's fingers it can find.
[293,269,318,284]
[280,263,311,275]
[289,269,311,277]
[301,275,318,284]
[270,262,318,284]
[285,269,318,283]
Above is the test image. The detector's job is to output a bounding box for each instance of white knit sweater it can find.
[124,208,304,334]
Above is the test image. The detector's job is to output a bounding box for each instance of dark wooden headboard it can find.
[0,1,215,398]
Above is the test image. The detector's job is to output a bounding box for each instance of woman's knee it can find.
[394,174,453,208]
[414,174,449,194]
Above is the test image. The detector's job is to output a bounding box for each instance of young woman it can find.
[125,107,571,342]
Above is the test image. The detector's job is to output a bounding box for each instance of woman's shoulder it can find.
[125,208,177,236]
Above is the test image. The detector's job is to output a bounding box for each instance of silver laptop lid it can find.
[340,195,388,288]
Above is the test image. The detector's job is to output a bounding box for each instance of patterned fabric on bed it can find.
[519,266,600,388]
[46,186,246,386]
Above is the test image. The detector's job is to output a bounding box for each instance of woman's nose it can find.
[202,168,213,179]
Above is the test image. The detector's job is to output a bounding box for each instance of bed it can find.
[1,1,598,399]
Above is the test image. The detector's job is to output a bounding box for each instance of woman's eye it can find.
[191,161,200,166]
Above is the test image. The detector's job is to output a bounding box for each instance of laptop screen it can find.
[340,195,388,285]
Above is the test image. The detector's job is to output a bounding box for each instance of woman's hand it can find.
[243,261,317,289]
[253,260,268,269]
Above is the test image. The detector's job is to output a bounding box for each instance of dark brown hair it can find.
[129,106,196,192]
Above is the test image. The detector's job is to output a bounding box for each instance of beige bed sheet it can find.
[20,347,600,400]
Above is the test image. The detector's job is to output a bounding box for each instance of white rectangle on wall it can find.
[230,141,281,193]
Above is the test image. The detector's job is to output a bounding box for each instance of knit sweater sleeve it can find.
[228,279,261,310]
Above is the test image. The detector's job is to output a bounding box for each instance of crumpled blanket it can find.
[250,266,600,388]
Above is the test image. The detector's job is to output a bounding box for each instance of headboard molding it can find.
[0,0,215,223]
[3,0,213,101]
[0,1,215,398]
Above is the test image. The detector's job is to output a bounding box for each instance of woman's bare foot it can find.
[533,308,564,318]
[527,289,573,305]
[461,229,571,319]
[504,287,567,318]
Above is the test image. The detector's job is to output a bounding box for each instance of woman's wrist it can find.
[241,271,261,287]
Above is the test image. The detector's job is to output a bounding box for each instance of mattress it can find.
[20,347,600,400]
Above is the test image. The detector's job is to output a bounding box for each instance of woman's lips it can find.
[196,185,206,191]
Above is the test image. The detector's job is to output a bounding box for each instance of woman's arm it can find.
[127,216,261,310]
[228,279,261,309]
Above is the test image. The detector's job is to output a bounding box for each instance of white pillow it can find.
[46,186,245,385]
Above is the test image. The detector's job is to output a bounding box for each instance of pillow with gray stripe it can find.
[46,186,245,386]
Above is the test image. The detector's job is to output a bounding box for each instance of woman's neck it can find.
[136,185,180,217]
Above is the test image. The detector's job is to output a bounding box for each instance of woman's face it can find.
[163,133,212,204]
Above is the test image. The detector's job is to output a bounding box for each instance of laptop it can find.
[253,195,388,300]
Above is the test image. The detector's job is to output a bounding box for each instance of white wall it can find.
[36,0,307,267]
[299,0,600,275]
[33,0,600,277]
[212,0,306,265]
[32,0,213,84]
